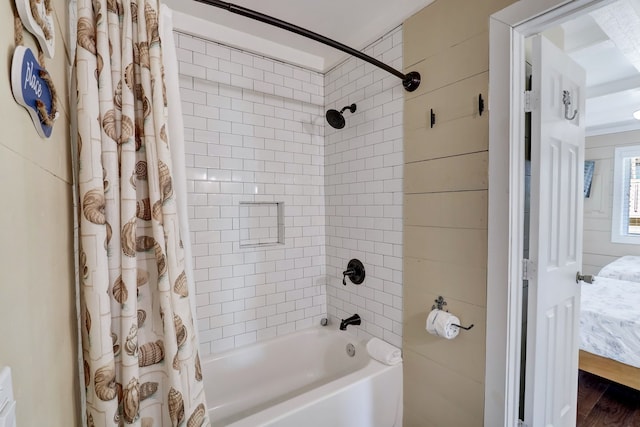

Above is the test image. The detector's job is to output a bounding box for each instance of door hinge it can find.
[524,90,537,112]
[522,258,536,281]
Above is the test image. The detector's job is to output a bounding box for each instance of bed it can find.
[579,271,640,390]
[596,255,640,282]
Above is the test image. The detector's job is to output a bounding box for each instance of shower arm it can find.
[193,0,421,92]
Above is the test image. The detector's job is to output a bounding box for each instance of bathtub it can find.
[202,327,403,427]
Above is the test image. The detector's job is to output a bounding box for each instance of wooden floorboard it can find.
[577,370,640,427]
[577,370,610,424]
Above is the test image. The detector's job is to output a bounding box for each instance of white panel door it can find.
[525,35,586,427]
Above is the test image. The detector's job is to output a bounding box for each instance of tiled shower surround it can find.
[177,26,403,354]
[324,27,404,348]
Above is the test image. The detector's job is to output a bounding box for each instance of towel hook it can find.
[562,90,578,121]
[430,296,474,331]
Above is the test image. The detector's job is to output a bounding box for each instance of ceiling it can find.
[560,0,640,135]
[165,0,640,135]
[164,0,434,72]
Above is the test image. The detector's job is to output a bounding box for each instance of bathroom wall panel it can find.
[0,1,72,182]
[0,147,76,426]
[402,0,517,424]
[404,152,489,194]
[404,72,488,131]
[403,190,488,306]
[403,0,513,69]
[404,257,487,309]
[405,191,488,230]
[403,349,486,427]
[404,34,489,101]
[177,33,327,355]
[0,0,78,424]
[404,226,487,271]
[405,115,488,163]
[324,26,404,348]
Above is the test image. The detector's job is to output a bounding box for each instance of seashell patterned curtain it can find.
[75,0,209,425]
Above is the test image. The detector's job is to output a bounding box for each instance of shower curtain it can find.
[75,0,208,425]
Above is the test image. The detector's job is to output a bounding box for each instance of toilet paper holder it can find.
[431,296,475,331]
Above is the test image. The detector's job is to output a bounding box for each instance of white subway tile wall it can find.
[324,27,404,348]
[177,33,327,355]
[239,202,283,247]
[177,25,403,353]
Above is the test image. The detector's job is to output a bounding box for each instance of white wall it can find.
[0,0,79,424]
[176,33,328,354]
[324,27,404,347]
[584,130,640,274]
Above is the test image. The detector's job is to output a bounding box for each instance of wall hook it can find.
[562,90,578,121]
[478,93,485,116]
[430,109,436,128]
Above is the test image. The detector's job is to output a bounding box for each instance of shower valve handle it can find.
[342,268,355,286]
[341,259,365,286]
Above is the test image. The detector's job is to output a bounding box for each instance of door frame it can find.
[485,0,614,425]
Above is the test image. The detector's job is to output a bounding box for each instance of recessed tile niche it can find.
[239,202,284,247]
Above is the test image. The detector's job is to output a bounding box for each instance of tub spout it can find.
[339,314,361,331]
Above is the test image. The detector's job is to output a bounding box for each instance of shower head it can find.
[326,103,357,129]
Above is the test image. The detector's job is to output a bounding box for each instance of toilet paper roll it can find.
[426,309,460,340]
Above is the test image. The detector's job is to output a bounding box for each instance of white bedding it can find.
[597,256,640,283]
[580,276,640,368]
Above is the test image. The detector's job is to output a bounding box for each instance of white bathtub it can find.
[202,327,403,427]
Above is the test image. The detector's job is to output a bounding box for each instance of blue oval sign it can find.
[11,46,55,138]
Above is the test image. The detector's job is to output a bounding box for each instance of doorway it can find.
[485,0,623,426]
[526,4,640,425]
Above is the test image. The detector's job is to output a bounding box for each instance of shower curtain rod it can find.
[193,0,421,92]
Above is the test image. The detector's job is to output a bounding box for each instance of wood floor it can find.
[577,370,640,427]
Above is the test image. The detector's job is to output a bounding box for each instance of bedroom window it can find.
[611,145,640,244]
